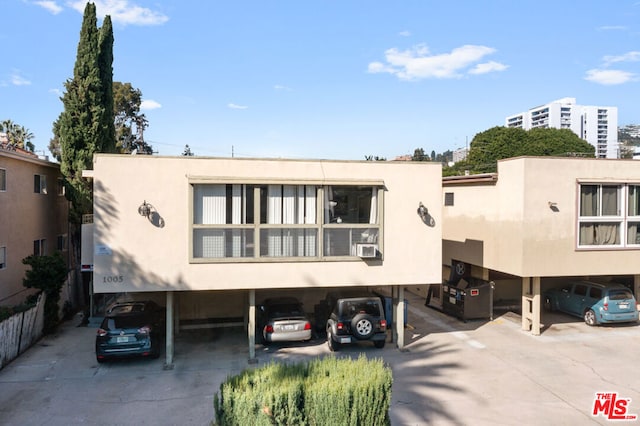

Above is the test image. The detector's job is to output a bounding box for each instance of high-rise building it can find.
[505,97,619,159]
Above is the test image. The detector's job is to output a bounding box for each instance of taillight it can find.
[603,302,608,311]
[97,328,108,337]
[138,326,151,334]
[337,322,345,330]
[379,319,387,331]
[304,322,311,330]
[265,325,274,334]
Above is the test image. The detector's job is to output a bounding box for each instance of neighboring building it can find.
[0,140,70,307]
[86,155,443,364]
[505,97,619,159]
[440,157,640,335]
[452,147,468,164]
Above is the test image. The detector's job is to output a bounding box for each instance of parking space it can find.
[1,290,640,425]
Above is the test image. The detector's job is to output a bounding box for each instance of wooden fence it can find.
[0,293,46,370]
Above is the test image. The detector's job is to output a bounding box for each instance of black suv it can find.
[319,292,387,351]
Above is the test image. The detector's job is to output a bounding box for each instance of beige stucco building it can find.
[442,157,640,334]
[87,154,443,363]
[0,145,69,306]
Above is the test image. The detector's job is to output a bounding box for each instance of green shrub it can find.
[214,355,392,426]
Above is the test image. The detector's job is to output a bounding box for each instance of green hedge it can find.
[214,354,392,426]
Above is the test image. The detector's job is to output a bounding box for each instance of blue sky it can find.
[1,1,639,160]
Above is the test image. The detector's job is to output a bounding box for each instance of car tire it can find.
[327,328,340,352]
[374,340,385,349]
[584,309,597,326]
[351,314,375,340]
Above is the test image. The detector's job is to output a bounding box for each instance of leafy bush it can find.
[214,354,392,426]
[22,252,67,334]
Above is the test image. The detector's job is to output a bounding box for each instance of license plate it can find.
[283,324,295,331]
[340,337,351,344]
[618,303,629,309]
[116,336,128,343]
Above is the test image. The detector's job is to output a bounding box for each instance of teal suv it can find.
[543,281,638,326]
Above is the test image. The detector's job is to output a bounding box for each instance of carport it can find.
[161,286,409,367]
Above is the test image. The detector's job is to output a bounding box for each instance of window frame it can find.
[577,182,640,249]
[33,239,46,256]
[189,179,384,263]
[34,174,47,194]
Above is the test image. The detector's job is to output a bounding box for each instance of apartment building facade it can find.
[505,97,619,159]
[86,154,443,363]
[441,156,640,335]
[0,141,70,306]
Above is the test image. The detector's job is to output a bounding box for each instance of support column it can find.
[634,275,640,306]
[164,291,174,369]
[396,286,405,350]
[248,289,257,364]
[390,286,397,343]
[521,277,541,336]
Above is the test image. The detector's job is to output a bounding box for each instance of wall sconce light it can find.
[137,200,165,228]
[548,201,559,212]
[417,202,428,220]
[138,200,152,217]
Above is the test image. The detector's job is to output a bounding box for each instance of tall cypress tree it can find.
[57,2,114,224]
[54,2,115,312]
[98,15,116,153]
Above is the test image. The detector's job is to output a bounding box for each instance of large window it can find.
[0,169,6,191]
[191,183,382,261]
[578,183,640,247]
[0,246,6,269]
[323,186,379,256]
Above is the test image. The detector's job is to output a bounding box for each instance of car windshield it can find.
[340,300,381,316]
[608,289,633,301]
[267,303,304,318]
[102,315,151,330]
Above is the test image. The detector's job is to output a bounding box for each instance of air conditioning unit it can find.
[356,243,378,258]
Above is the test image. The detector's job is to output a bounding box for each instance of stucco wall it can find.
[443,157,640,278]
[92,155,442,293]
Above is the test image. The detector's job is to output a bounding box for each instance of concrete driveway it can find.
[1,291,640,425]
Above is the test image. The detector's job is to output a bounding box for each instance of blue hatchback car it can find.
[543,281,638,326]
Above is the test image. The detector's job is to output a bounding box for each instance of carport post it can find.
[635,275,640,304]
[248,290,256,363]
[165,291,174,369]
[396,286,405,350]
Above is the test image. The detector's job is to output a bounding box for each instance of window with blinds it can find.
[191,183,383,261]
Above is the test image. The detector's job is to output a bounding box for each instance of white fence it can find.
[0,293,46,370]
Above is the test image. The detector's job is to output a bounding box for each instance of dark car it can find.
[258,297,312,344]
[95,300,165,363]
[320,292,387,351]
[544,281,638,326]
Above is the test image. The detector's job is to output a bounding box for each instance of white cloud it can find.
[228,103,248,110]
[368,43,506,81]
[274,84,292,91]
[35,1,63,14]
[140,99,161,110]
[398,30,411,37]
[11,71,31,86]
[584,69,637,85]
[469,61,509,75]
[603,51,640,65]
[597,25,627,31]
[68,0,169,26]
[49,88,62,96]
